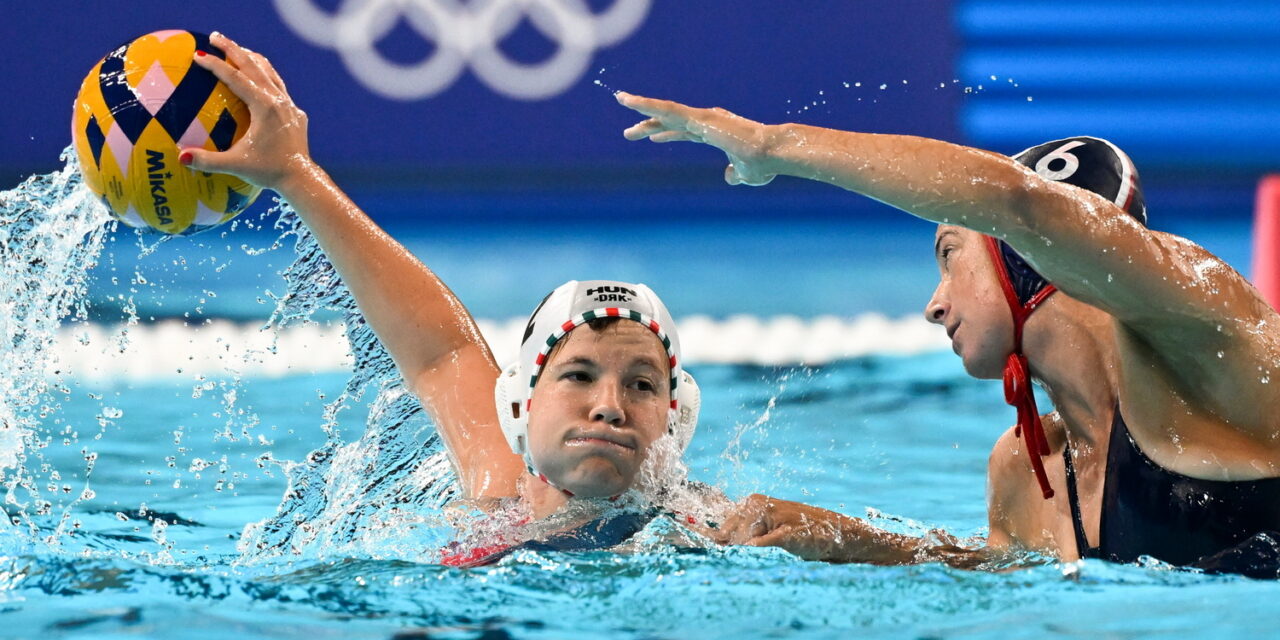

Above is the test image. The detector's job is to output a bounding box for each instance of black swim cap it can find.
[996,136,1148,304]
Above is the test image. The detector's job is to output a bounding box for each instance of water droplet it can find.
[1217,351,1225,358]
[879,84,887,90]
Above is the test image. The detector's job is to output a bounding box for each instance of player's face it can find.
[924,226,1015,379]
[526,322,671,498]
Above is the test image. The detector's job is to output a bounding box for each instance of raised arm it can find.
[617,93,1266,330]
[618,93,1280,426]
[185,33,523,499]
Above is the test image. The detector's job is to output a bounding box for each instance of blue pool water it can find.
[4,158,1280,638]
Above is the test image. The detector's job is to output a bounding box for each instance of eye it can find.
[629,378,657,393]
[561,370,593,383]
[941,245,955,267]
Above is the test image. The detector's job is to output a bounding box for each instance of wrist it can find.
[759,123,804,178]
[273,154,325,199]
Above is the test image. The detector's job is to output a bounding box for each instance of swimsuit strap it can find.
[1062,442,1096,559]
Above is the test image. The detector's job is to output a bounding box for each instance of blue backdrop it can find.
[6,1,956,185]
[5,1,1277,217]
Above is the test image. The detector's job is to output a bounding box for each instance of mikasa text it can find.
[144,149,175,225]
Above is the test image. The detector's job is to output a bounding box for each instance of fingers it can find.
[179,147,240,176]
[259,54,289,94]
[719,494,776,545]
[623,119,700,143]
[724,163,739,185]
[209,32,274,90]
[615,91,692,124]
[214,32,290,95]
[746,525,796,548]
[192,49,267,107]
[650,131,698,144]
[623,118,665,141]
[725,161,776,187]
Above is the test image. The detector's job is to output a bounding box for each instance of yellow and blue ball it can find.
[71,30,260,236]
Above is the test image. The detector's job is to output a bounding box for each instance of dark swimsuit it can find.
[1064,408,1280,578]
[441,509,658,568]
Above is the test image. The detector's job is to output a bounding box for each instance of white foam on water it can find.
[51,314,948,382]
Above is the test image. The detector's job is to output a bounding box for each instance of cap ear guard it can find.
[496,279,698,481]
[495,361,531,460]
[494,363,702,471]
[670,370,701,451]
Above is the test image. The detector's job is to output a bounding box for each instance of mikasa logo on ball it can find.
[144,150,175,225]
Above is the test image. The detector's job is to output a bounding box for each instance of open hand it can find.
[617,92,778,187]
[182,32,314,191]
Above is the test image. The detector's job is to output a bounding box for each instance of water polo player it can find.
[619,93,1280,576]
[181,34,714,567]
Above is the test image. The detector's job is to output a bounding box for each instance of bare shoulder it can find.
[986,413,1069,552]
[1112,233,1280,447]
[985,425,1028,545]
[987,426,1030,500]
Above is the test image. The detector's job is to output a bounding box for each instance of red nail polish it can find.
[195,50,207,57]
[179,151,193,166]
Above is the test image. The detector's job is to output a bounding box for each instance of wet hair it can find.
[584,317,625,331]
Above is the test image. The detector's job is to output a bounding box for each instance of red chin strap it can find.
[984,236,1058,500]
[536,473,623,501]
[538,473,575,498]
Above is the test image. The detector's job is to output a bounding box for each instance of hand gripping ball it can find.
[71,30,261,235]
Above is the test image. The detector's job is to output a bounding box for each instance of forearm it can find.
[824,512,990,569]
[762,124,1036,241]
[274,163,495,384]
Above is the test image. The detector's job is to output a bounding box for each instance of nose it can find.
[590,381,626,426]
[924,282,949,325]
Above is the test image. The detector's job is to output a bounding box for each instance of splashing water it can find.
[236,202,459,562]
[2,153,1274,639]
[0,151,460,567]
[0,149,110,547]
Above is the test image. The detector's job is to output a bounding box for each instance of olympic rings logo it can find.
[273,0,651,101]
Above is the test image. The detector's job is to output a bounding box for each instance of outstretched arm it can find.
[185,33,523,499]
[616,93,1262,328]
[715,494,1012,569]
[617,93,1280,431]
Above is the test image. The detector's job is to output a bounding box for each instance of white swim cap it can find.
[494,280,700,477]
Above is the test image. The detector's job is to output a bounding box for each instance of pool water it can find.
[4,159,1280,639]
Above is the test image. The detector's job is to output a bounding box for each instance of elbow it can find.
[997,166,1066,242]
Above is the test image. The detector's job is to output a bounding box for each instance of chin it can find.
[958,347,1006,380]
[560,458,634,497]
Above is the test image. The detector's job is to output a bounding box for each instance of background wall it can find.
[4,1,1277,221]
